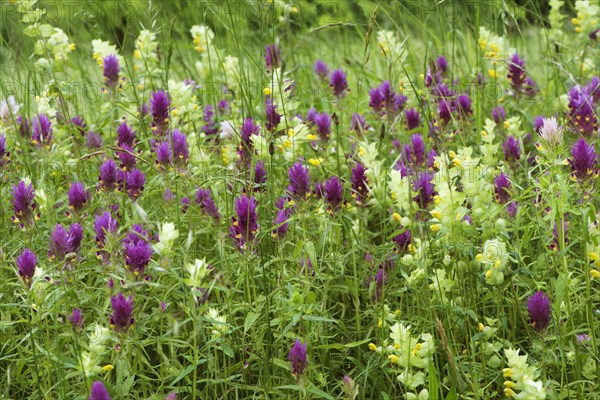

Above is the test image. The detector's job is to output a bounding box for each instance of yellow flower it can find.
[368,343,377,351]
[377,319,382,328]
[102,364,114,372]
[388,354,399,364]
[504,388,516,397]
[489,69,498,78]
[591,269,600,279]
[308,158,322,166]
[477,323,485,332]
[393,212,402,222]
[263,87,271,96]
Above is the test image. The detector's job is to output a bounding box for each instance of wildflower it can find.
[288,339,308,377]
[507,201,519,218]
[411,134,426,166]
[507,53,527,90]
[195,188,220,220]
[201,105,218,137]
[287,163,311,200]
[103,55,120,88]
[99,159,119,191]
[68,182,90,213]
[551,220,568,251]
[17,115,30,138]
[116,121,136,147]
[171,129,189,164]
[238,118,260,167]
[125,169,145,201]
[369,81,406,116]
[123,234,153,277]
[436,55,448,73]
[393,229,411,254]
[494,173,511,204]
[350,163,369,204]
[324,176,344,212]
[253,161,267,188]
[502,136,521,163]
[16,248,37,288]
[217,99,230,116]
[69,308,84,330]
[265,44,279,72]
[109,293,134,333]
[413,172,436,209]
[229,194,258,250]
[342,375,358,400]
[438,98,453,123]
[0,133,9,167]
[49,223,83,260]
[314,112,331,141]
[405,108,420,130]
[314,60,329,79]
[180,197,189,213]
[569,138,597,182]
[350,112,367,133]
[94,211,118,249]
[537,116,563,146]
[492,106,506,123]
[527,291,551,333]
[89,381,111,400]
[11,180,38,228]
[1,95,19,124]
[116,144,137,171]
[155,141,172,167]
[366,268,387,300]
[568,85,597,136]
[272,207,292,239]
[330,69,348,98]
[31,114,53,148]
[85,132,103,149]
[71,115,87,136]
[456,94,472,116]
[150,90,170,136]
[265,101,281,132]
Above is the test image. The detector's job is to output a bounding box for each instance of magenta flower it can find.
[68,182,90,213]
[288,339,308,377]
[116,120,136,147]
[502,136,521,163]
[287,163,310,201]
[568,85,598,136]
[569,138,598,182]
[436,55,448,73]
[405,108,420,130]
[150,90,170,136]
[89,381,111,400]
[527,291,551,333]
[16,248,37,288]
[265,44,279,72]
[48,223,83,260]
[110,293,134,333]
[0,133,9,167]
[265,101,281,132]
[350,163,369,205]
[456,94,472,117]
[116,143,137,171]
[68,308,84,331]
[11,180,38,228]
[71,115,87,136]
[413,172,436,209]
[393,229,411,254]
[330,69,348,98]
[123,232,153,278]
[350,112,367,133]
[31,114,52,148]
[85,132,103,149]
[171,129,189,165]
[253,161,267,188]
[195,188,220,220]
[99,159,119,191]
[94,211,119,249]
[494,173,511,204]
[229,194,258,251]
[492,106,506,123]
[17,115,30,138]
[314,112,331,141]
[125,169,145,201]
[103,55,120,88]
[314,60,329,79]
[324,176,344,212]
[369,81,406,116]
[201,105,218,137]
[507,53,527,90]
[155,141,172,167]
[272,206,292,239]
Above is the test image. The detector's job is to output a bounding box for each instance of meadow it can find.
[0,0,599,398]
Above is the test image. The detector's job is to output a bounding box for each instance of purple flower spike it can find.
[457,94,472,116]
[254,161,267,187]
[229,194,259,251]
[314,60,329,79]
[413,172,436,209]
[492,106,506,123]
[330,69,348,98]
[314,112,331,141]
[31,114,52,148]
[89,381,111,400]
[125,169,145,201]
[287,163,310,201]
[116,143,137,171]
[527,291,551,333]
[171,129,189,165]
[350,163,369,205]
[12,180,38,228]
[94,211,118,249]
[569,138,598,182]
[272,207,292,239]
[86,132,103,149]
[201,105,218,137]
[117,120,136,147]
[266,101,281,132]
[69,308,84,330]
[411,134,426,166]
[405,108,420,130]
[155,141,172,167]
[265,44,279,72]
[288,339,308,377]
[110,293,134,333]
[568,85,598,136]
[49,223,83,260]
[507,201,519,218]
[350,112,367,133]
[507,53,527,90]
[393,229,411,254]
[16,248,37,287]
[99,159,119,191]
[436,55,448,73]
[195,188,220,221]
[123,236,153,278]
[70,116,87,136]
[502,136,521,163]
[103,55,120,88]
[324,176,344,212]
[0,133,9,167]
[68,182,90,213]
[150,90,170,136]
[494,173,511,204]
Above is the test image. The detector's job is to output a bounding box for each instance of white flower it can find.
[219,120,236,140]
[153,222,179,255]
[184,258,210,288]
[1,96,20,124]
[538,116,563,146]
